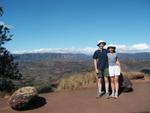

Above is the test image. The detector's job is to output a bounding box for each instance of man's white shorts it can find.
[109,65,120,77]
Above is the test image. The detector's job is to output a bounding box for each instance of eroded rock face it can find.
[119,74,133,92]
[8,86,38,110]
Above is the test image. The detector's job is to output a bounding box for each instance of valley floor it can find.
[0,80,150,113]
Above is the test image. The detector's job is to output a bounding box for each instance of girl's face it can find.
[109,48,114,53]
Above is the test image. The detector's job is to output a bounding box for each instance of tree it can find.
[0,7,3,16]
[0,6,22,92]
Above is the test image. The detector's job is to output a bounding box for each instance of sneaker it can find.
[96,91,104,98]
[110,93,115,98]
[104,92,110,98]
[114,93,118,99]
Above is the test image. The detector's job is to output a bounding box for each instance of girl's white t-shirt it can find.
[107,53,118,66]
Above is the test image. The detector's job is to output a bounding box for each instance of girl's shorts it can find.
[109,65,120,77]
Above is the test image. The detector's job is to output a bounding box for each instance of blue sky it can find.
[0,0,150,53]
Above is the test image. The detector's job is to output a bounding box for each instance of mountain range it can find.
[13,52,150,85]
[14,52,150,62]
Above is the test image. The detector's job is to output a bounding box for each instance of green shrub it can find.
[0,79,14,92]
[36,84,52,93]
[27,81,52,94]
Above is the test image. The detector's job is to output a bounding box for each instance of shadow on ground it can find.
[15,96,47,111]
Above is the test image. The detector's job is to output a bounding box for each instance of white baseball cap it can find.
[97,40,106,46]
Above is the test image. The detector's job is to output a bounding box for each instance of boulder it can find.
[8,86,38,110]
[119,74,133,92]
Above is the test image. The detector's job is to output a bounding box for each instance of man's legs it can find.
[104,76,109,94]
[97,78,102,94]
[96,72,104,98]
[104,68,109,97]
[96,69,110,98]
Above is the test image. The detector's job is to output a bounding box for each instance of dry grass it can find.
[122,72,145,80]
[57,71,96,90]
[57,71,148,91]
[144,74,150,80]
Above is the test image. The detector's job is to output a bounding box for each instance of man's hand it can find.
[94,59,99,74]
[94,59,99,73]
[95,68,99,74]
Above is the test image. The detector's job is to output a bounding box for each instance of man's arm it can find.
[94,59,99,73]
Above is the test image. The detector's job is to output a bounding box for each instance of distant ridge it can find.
[13,52,150,85]
[14,52,150,62]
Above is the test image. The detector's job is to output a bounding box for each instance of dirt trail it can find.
[0,80,150,113]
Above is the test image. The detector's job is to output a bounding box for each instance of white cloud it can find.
[11,43,150,54]
[12,47,97,55]
[131,43,149,50]
[115,43,150,53]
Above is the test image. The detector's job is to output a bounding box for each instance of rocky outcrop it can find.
[119,74,133,92]
[8,86,38,110]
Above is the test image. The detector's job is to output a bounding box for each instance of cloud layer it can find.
[12,43,150,54]
[114,43,150,53]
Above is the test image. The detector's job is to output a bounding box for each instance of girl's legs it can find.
[114,76,119,98]
[110,76,115,97]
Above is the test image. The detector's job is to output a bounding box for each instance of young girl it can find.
[107,45,121,98]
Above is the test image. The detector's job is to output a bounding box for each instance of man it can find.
[93,40,109,98]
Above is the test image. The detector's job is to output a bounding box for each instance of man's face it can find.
[98,43,105,49]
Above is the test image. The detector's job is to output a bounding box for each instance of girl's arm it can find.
[116,58,120,66]
[116,58,122,72]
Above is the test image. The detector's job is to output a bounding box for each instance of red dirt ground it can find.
[0,80,150,113]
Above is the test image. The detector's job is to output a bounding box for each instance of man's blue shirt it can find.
[93,49,108,69]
